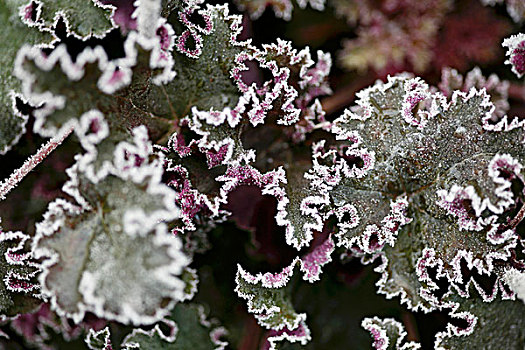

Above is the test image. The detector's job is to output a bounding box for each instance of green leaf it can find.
[235,259,307,332]
[34,133,189,325]
[0,0,53,154]
[0,228,41,316]
[437,295,525,349]
[86,327,113,350]
[322,75,525,312]
[15,33,174,179]
[147,4,243,119]
[32,0,115,37]
[362,317,420,350]
[121,303,226,350]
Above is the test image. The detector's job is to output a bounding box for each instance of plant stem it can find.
[508,202,525,230]
[0,126,74,200]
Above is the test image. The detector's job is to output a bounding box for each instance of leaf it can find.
[438,67,509,120]
[0,0,53,154]
[435,295,525,349]
[15,37,169,137]
[503,33,525,78]
[155,2,331,250]
[0,228,41,316]
[12,302,105,349]
[279,164,327,250]
[316,74,525,316]
[148,4,245,119]
[121,303,227,350]
[334,0,451,73]
[14,22,176,180]
[86,327,113,350]
[33,131,190,325]
[361,317,421,350]
[235,245,341,348]
[34,200,187,325]
[28,0,115,37]
[235,259,307,331]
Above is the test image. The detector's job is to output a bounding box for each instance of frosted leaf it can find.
[15,28,175,138]
[503,33,525,78]
[155,2,331,251]
[435,295,525,350]
[165,117,323,249]
[362,317,421,350]
[278,167,327,250]
[374,205,517,312]
[299,234,335,282]
[221,164,320,251]
[234,0,325,21]
[438,67,509,120]
[263,320,311,350]
[34,197,188,325]
[148,3,245,118]
[120,303,227,350]
[235,258,307,331]
[236,251,330,348]
[331,75,525,194]
[325,75,525,314]
[34,135,189,325]
[14,21,178,182]
[34,199,189,325]
[157,2,331,126]
[13,302,107,348]
[217,165,324,251]
[231,40,331,127]
[157,13,331,244]
[0,0,53,154]
[23,0,115,37]
[86,327,113,350]
[0,228,41,317]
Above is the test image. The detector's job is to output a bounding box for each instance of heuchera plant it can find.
[0,0,525,349]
